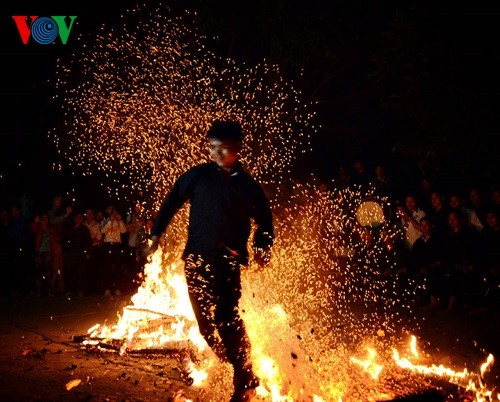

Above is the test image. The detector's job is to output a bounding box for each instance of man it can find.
[147,120,274,401]
[100,205,127,295]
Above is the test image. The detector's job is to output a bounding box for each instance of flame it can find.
[87,246,208,357]
[391,337,498,402]
[350,347,383,380]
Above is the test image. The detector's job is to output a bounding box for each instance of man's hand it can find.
[143,235,159,257]
[253,247,270,270]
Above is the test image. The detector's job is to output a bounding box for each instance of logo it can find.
[12,16,77,45]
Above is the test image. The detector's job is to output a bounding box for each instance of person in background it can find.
[125,202,145,288]
[47,194,73,295]
[409,217,444,310]
[0,207,13,296]
[30,214,56,297]
[397,194,427,251]
[61,212,93,296]
[9,203,34,295]
[441,209,481,310]
[428,190,450,241]
[84,208,103,294]
[100,204,127,295]
[372,163,392,198]
[351,159,372,191]
[449,193,483,232]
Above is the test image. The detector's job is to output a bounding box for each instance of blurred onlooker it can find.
[9,203,34,295]
[0,207,14,296]
[442,209,481,310]
[18,187,35,223]
[84,209,102,247]
[30,214,56,297]
[126,204,145,289]
[372,164,392,198]
[428,190,450,241]
[100,204,127,295]
[84,208,103,294]
[489,185,500,214]
[467,186,490,228]
[351,159,372,191]
[449,193,483,232]
[410,216,444,310]
[335,165,351,190]
[62,213,93,296]
[418,177,435,213]
[47,194,73,295]
[476,209,500,311]
[397,194,427,250]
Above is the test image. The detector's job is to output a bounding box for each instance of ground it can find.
[0,293,499,402]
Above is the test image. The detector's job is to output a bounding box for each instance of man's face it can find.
[209,138,240,169]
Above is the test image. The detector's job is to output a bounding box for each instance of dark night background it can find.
[1,0,498,211]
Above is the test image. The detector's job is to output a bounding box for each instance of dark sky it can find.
[0,0,140,202]
[1,1,498,206]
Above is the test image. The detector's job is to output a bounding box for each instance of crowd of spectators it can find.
[0,188,154,298]
[332,159,500,313]
[1,159,499,314]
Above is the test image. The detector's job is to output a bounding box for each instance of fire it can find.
[350,347,383,380]
[391,337,498,402]
[86,247,207,357]
[80,193,500,401]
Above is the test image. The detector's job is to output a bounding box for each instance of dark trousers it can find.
[184,251,254,386]
[65,253,87,294]
[102,242,124,291]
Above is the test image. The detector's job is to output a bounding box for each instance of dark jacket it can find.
[151,162,274,263]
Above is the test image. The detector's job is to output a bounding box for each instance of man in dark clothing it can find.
[147,120,274,402]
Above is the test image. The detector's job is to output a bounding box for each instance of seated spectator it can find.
[396,194,427,250]
[428,190,450,241]
[351,159,372,192]
[409,217,444,309]
[467,186,490,228]
[335,165,351,190]
[475,209,500,311]
[441,209,481,310]
[372,164,392,199]
[449,193,483,232]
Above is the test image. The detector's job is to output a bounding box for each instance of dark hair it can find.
[207,120,243,142]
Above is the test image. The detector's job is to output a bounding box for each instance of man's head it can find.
[207,120,243,171]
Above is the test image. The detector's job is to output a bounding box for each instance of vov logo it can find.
[12,16,77,45]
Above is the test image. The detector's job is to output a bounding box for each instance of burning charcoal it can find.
[65,378,82,391]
